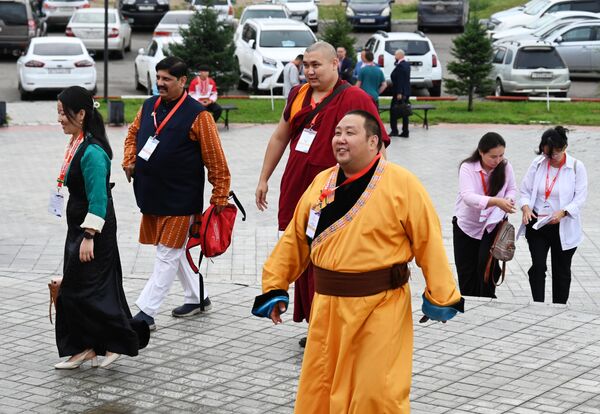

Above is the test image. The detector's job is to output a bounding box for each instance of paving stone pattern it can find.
[1,117,599,413]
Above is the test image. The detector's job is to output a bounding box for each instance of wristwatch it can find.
[83,231,94,240]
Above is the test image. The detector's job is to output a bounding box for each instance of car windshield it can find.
[514,48,565,68]
[525,13,556,29]
[193,0,227,5]
[384,40,430,56]
[260,30,314,47]
[537,21,572,37]
[0,3,27,25]
[349,0,389,3]
[523,0,548,15]
[33,43,84,56]
[160,13,193,24]
[72,12,117,23]
[242,10,286,23]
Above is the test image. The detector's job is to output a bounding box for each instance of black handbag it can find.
[394,102,413,117]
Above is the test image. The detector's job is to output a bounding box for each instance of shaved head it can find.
[305,41,337,61]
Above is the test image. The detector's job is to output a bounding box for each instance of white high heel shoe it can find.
[99,352,120,368]
[55,349,98,370]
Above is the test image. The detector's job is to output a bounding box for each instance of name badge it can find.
[296,128,317,153]
[538,202,553,217]
[138,136,159,161]
[48,188,64,217]
[306,208,320,239]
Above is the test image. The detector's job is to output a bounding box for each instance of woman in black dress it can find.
[54,86,149,369]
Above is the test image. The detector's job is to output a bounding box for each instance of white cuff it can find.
[81,213,105,233]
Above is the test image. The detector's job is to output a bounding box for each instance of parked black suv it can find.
[0,0,46,56]
[118,0,169,28]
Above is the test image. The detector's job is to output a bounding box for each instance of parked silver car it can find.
[542,19,600,73]
[491,40,571,96]
[190,0,234,25]
[417,0,469,32]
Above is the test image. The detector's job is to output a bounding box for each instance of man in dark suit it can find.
[390,49,411,138]
[337,46,354,82]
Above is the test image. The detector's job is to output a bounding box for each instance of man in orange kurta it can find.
[252,110,464,413]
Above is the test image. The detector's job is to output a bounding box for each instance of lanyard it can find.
[318,153,382,204]
[545,156,566,201]
[308,88,334,129]
[56,132,84,188]
[479,171,488,196]
[152,91,187,137]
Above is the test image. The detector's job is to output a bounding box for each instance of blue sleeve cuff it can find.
[252,289,290,318]
[421,294,464,322]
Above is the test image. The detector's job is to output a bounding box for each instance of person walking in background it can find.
[352,49,367,84]
[53,86,149,370]
[453,133,517,298]
[336,46,354,82]
[188,65,223,121]
[283,54,303,98]
[389,49,411,138]
[519,126,588,304]
[355,50,387,107]
[255,42,389,347]
[252,111,463,413]
[123,57,231,330]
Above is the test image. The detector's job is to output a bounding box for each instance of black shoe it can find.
[399,133,409,138]
[171,297,212,318]
[298,337,307,348]
[388,131,399,137]
[133,311,156,331]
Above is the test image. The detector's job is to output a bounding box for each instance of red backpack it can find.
[185,191,246,310]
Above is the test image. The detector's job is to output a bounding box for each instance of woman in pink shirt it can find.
[453,133,517,298]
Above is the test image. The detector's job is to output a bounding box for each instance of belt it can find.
[314,264,410,297]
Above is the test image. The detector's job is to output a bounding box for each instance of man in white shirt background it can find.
[283,54,303,98]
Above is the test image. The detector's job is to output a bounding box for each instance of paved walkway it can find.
[1,119,599,413]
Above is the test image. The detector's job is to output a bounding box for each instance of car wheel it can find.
[428,82,442,97]
[385,19,391,32]
[115,43,125,59]
[252,67,259,92]
[135,67,144,91]
[18,82,29,101]
[495,79,504,97]
[125,36,132,52]
[147,74,153,95]
[311,24,318,33]
[91,85,98,96]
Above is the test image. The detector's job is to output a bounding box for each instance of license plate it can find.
[435,4,445,11]
[138,5,154,11]
[291,15,303,20]
[58,7,73,12]
[531,72,552,79]
[48,68,70,74]
[360,18,376,23]
[83,30,100,38]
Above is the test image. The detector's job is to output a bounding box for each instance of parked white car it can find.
[271,0,318,32]
[135,36,181,93]
[235,4,290,41]
[490,10,600,42]
[153,10,194,37]
[491,40,571,96]
[190,0,234,25]
[361,30,443,96]
[42,0,90,27]
[17,37,96,100]
[235,18,316,91]
[66,8,132,59]
[487,0,600,33]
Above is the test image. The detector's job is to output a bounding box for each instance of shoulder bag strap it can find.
[295,83,351,135]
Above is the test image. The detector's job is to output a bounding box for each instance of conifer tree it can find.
[320,11,357,64]
[169,6,238,93]
[445,16,494,111]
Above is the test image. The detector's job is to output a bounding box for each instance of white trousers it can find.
[136,243,207,317]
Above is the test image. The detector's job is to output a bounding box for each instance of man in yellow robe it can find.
[252,110,464,413]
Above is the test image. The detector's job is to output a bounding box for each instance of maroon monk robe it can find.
[278,79,390,322]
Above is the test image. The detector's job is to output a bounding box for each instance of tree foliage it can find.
[445,16,494,111]
[169,7,238,93]
[319,10,357,64]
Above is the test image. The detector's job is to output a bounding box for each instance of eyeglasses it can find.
[547,147,566,159]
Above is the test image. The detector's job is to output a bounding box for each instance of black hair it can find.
[57,86,112,159]
[345,109,382,150]
[536,126,569,156]
[156,56,188,79]
[364,50,374,62]
[198,64,210,72]
[460,132,507,196]
[296,54,304,61]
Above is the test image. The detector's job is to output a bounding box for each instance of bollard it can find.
[0,101,6,126]
[108,100,125,126]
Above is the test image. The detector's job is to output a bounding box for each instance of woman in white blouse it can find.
[519,126,588,304]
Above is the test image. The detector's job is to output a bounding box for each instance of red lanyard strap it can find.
[152,91,187,137]
[319,153,382,202]
[57,132,84,188]
[545,157,566,200]
[479,171,488,196]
